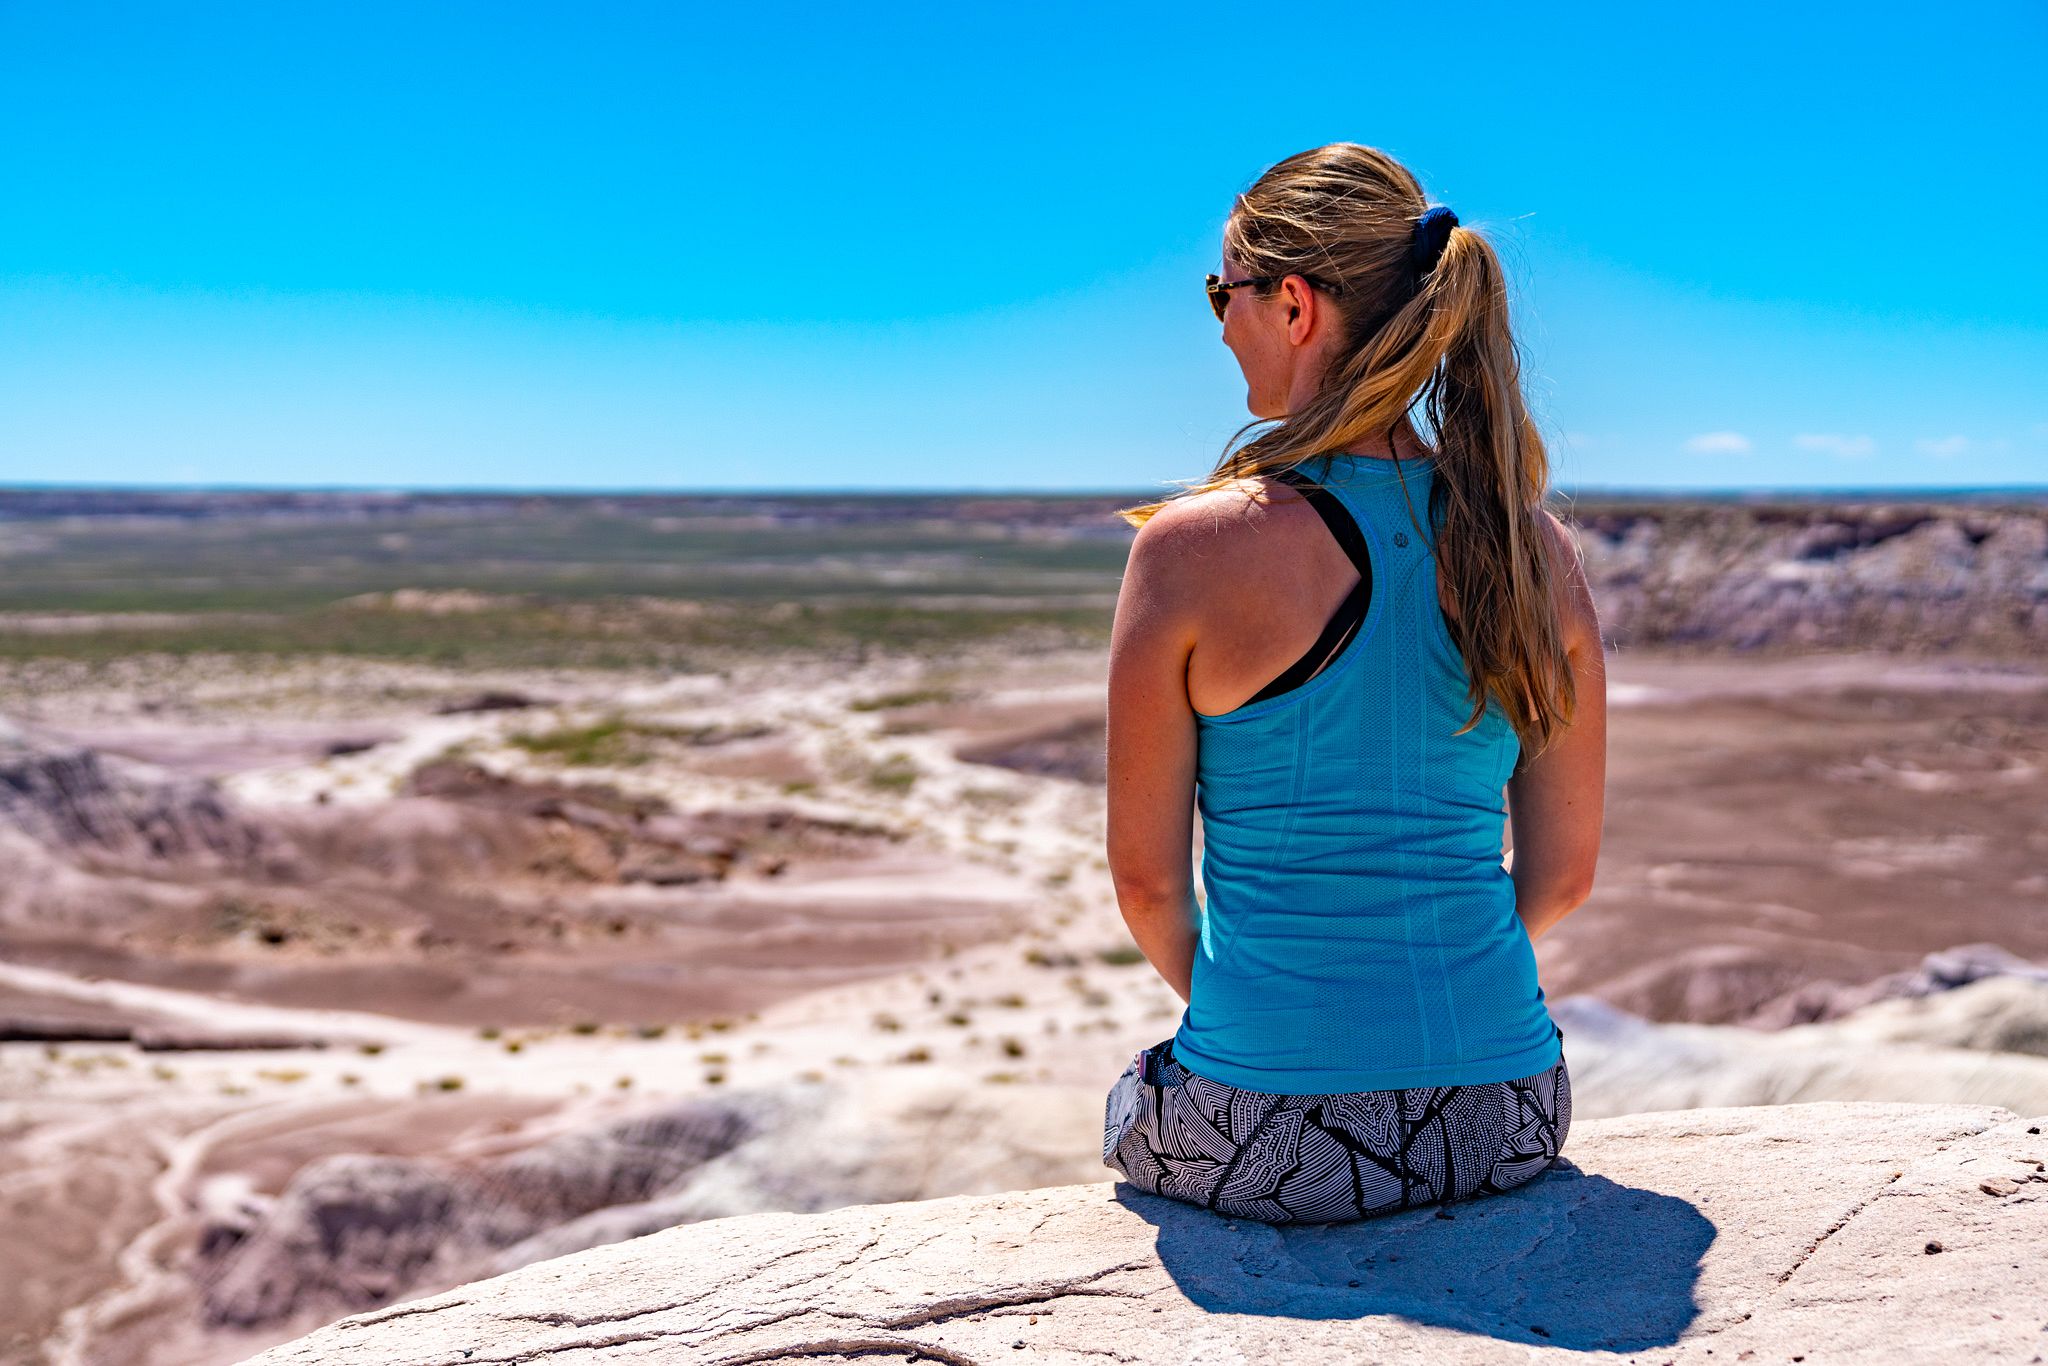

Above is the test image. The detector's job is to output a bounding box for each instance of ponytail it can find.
[1420,222,1577,761]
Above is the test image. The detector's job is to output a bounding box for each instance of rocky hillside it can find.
[1571,497,2047,653]
[0,716,263,864]
[247,1101,2048,1365]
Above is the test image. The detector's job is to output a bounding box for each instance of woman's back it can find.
[1170,449,1562,1094]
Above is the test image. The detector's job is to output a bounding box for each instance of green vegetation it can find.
[848,686,957,712]
[508,715,768,766]
[0,491,1127,667]
[509,716,639,766]
[865,752,920,792]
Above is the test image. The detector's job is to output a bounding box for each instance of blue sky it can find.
[2,2,2043,493]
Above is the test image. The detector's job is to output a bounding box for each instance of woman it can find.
[1101,143,1606,1226]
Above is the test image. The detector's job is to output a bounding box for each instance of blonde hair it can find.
[1116,142,1579,766]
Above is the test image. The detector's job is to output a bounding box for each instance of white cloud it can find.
[1914,435,1970,459]
[1794,433,1878,460]
[1683,431,1752,455]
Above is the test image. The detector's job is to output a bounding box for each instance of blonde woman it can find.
[1102,143,1606,1224]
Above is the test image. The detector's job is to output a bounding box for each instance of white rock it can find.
[248,1101,2048,1365]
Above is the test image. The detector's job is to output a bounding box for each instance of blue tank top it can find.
[1170,450,1562,1095]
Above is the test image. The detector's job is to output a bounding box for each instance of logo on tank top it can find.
[1393,531,1410,548]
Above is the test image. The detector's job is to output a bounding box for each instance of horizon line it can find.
[1,479,2044,502]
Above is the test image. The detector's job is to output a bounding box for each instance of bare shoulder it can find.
[1138,475,1301,538]
[1129,476,1309,585]
[1533,506,1601,655]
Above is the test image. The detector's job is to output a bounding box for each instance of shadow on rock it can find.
[1115,1158,1712,1353]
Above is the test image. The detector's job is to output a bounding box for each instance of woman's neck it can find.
[1337,424,1434,462]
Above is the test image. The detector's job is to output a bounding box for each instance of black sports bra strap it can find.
[1273,467,1372,575]
[1238,468,1376,707]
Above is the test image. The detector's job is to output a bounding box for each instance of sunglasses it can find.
[1204,272,1340,323]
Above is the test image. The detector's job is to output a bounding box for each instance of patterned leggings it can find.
[1103,1030,1571,1225]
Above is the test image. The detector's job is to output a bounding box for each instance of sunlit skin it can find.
[1104,237,1607,1006]
[1216,247,1431,457]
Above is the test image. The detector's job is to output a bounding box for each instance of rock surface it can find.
[154,972,2048,1347]
[197,1073,1102,1335]
[249,1101,2048,1365]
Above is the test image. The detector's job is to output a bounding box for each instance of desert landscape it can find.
[3,485,2046,1364]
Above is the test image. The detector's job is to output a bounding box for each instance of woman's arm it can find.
[1506,510,1608,942]
[1104,506,1208,1004]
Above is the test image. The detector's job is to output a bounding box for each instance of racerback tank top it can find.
[1169,449,1562,1094]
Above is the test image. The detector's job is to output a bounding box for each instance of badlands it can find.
[1,487,2044,1362]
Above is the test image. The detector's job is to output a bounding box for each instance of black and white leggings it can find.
[1103,1030,1571,1225]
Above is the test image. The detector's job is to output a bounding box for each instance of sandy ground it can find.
[3,643,2046,1363]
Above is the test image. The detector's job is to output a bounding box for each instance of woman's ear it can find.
[1283,277,1319,346]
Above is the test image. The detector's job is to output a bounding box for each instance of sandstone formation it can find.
[0,716,264,865]
[247,1101,2048,1365]
[1742,941,2048,1029]
[194,1073,1102,1339]
[1552,974,2048,1120]
[1576,499,2048,654]
[0,717,1030,1030]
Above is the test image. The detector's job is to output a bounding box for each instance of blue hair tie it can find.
[1409,205,1460,278]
